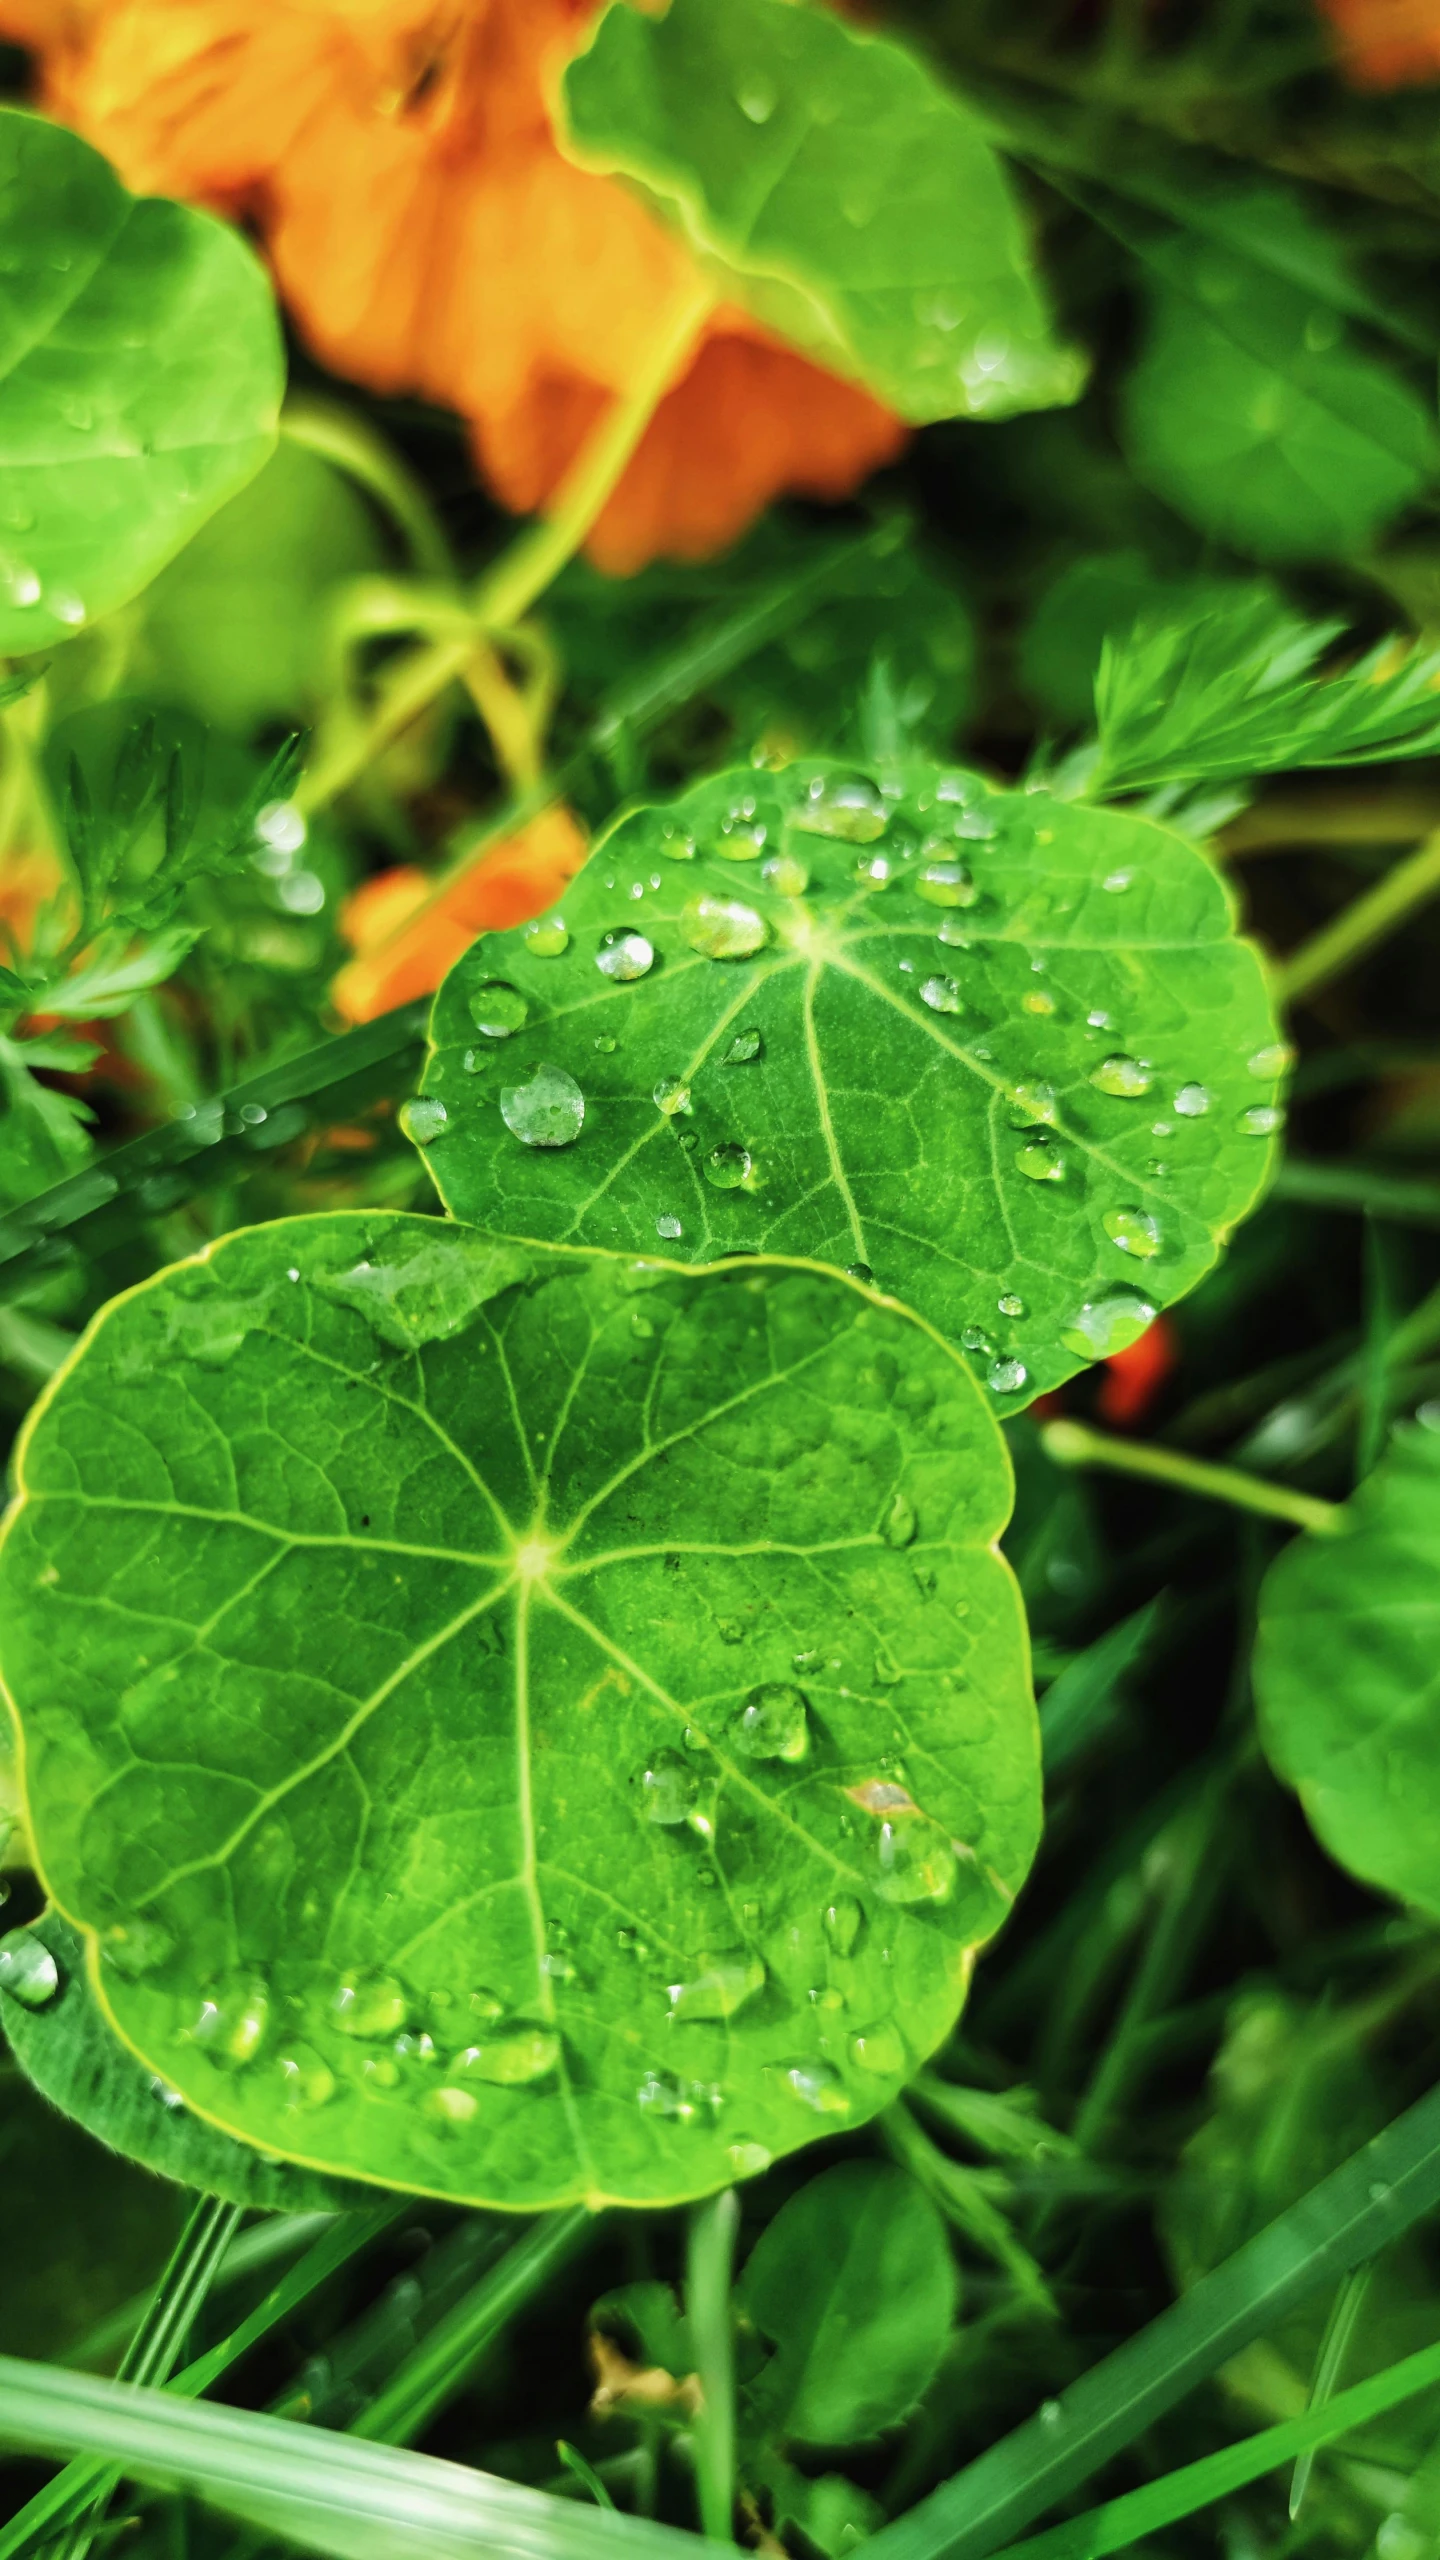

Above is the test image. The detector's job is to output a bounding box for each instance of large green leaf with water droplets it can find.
[0,108,283,656]
[0,1213,1036,2210]
[1255,1427,1440,1919]
[559,0,1082,425]
[420,758,1284,1410]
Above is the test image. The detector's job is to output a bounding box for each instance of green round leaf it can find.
[0,1213,1037,2210]
[0,107,284,656]
[1254,1426,1440,1917]
[421,757,1283,1409]
[737,2158,957,2445]
[2,1909,363,2210]
[560,0,1082,425]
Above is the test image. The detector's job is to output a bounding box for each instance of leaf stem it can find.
[295,285,714,817]
[687,2190,740,2543]
[1041,1419,1343,1537]
[280,398,454,580]
[1276,827,1440,1008]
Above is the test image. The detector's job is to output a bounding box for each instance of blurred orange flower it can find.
[1316,0,1440,84]
[8,0,905,571]
[1095,1316,1179,1429]
[0,848,66,966]
[332,804,585,1023]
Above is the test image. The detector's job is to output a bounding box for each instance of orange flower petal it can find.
[1094,1315,1179,1429]
[332,804,585,1024]
[1316,0,1440,85]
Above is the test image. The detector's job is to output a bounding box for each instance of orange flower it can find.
[0,848,66,968]
[1316,0,1440,84]
[332,804,586,1023]
[9,0,905,572]
[1094,1316,1179,1429]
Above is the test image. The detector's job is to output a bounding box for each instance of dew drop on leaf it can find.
[824,1896,864,1957]
[1102,869,1135,893]
[658,823,695,861]
[468,980,528,1038]
[1008,1081,1057,1127]
[399,1096,448,1147]
[499,1063,585,1148]
[761,853,808,895]
[850,2024,907,2076]
[998,1293,1027,1318]
[427,2085,478,2128]
[882,1491,917,1548]
[667,1951,766,2021]
[596,930,654,982]
[916,857,977,908]
[682,894,768,959]
[936,916,971,948]
[192,1971,271,2067]
[987,1356,1028,1394]
[331,1969,409,2039]
[723,1027,763,1064]
[704,1142,751,1189]
[640,1747,700,1824]
[656,1213,682,1241]
[1058,1289,1158,1361]
[1015,1136,1065,1182]
[522,916,569,958]
[453,2026,559,2085]
[653,1076,691,1116]
[1173,1082,1211,1117]
[793,771,888,843]
[1104,1207,1161,1259]
[733,1683,809,1762]
[0,1927,59,2009]
[727,2137,773,2175]
[1248,1043,1292,1078]
[276,2043,336,2109]
[1090,1054,1153,1098]
[1240,1104,1285,1136]
[920,974,963,1015]
[876,1814,958,1905]
[845,1261,874,1284]
[780,2060,852,2115]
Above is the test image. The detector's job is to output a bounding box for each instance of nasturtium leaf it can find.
[0,107,283,657]
[422,757,1283,1409]
[1254,1426,1440,1918]
[737,2159,956,2445]
[1121,243,1435,563]
[560,0,1082,425]
[0,1213,1037,2210]
[2,1910,362,2210]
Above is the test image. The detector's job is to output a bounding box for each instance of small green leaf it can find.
[1,1911,362,2210]
[0,1213,1037,2210]
[737,2159,956,2444]
[1255,1425,1440,1918]
[422,756,1282,1407]
[39,927,200,1021]
[1121,243,1436,563]
[0,107,283,656]
[560,0,1081,424]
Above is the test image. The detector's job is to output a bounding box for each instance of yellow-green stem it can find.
[1277,828,1440,1008]
[295,285,714,818]
[1042,1418,1343,1536]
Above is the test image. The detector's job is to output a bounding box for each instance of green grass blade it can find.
[992,2329,1440,2560]
[0,2359,688,2560]
[867,2077,1440,2560]
[1289,2263,1372,2519]
[686,2191,739,2543]
[353,2208,598,2448]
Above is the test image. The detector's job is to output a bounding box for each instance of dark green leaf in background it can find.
[422,757,1282,1409]
[560,0,1082,425]
[1121,240,1435,563]
[0,1214,1036,2208]
[0,106,283,657]
[1255,1424,1440,1918]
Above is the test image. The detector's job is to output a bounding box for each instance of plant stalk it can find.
[1277,827,1440,1007]
[1041,1419,1343,1536]
[687,2190,740,2543]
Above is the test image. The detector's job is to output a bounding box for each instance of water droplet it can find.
[1173,1082,1211,1118]
[102,1919,174,1979]
[659,823,695,861]
[1104,1206,1160,1259]
[961,1324,994,1355]
[1040,2399,1064,2431]
[920,974,963,1015]
[916,858,977,909]
[1239,1104,1284,1136]
[1102,870,1134,894]
[882,1490,917,1548]
[641,1747,700,1824]
[500,1063,585,1148]
[723,1027,763,1065]
[876,1814,958,1905]
[2,565,40,607]
[733,1682,809,1762]
[1016,1136,1065,1182]
[1091,1054,1152,1099]
[704,1141,751,1189]
[653,1076,691,1116]
[793,771,888,843]
[399,1096,448,1147]
[638,2069,720,2123]
[276,2043,336,2108]
[331,1969,408,2039]
[453,2026,559,2084]
[1022,990,1056,1017]
[0,1927,58,2008]
[824,1896,864,1957]
[1248,1043,1292,1078]
[468,980,528,1038]
[727,2137,773,2176]
[936,916,970,949]
[850,2024,907,2076]
[1008,1080,1057,1127]
[846,1262,874,1285]
[594,1034,617,1054]
[737,73,777,121]
[50,591,86,627]
[717,792,768,858]
[668,1951,766,2021]
[988,1356,1028,1394]
[998,1293,1027,1318]
[656,1213,682,1241]
[427,2084,478,2127]
[761,853,808,896]
[523,915,569,958]
[716,1616,746,1645]
[780,2060,851,2115]
[191,1971,271,2066]
[596,930,654,982]
[1059,1289,1157,1362]
[683,895,768,960]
